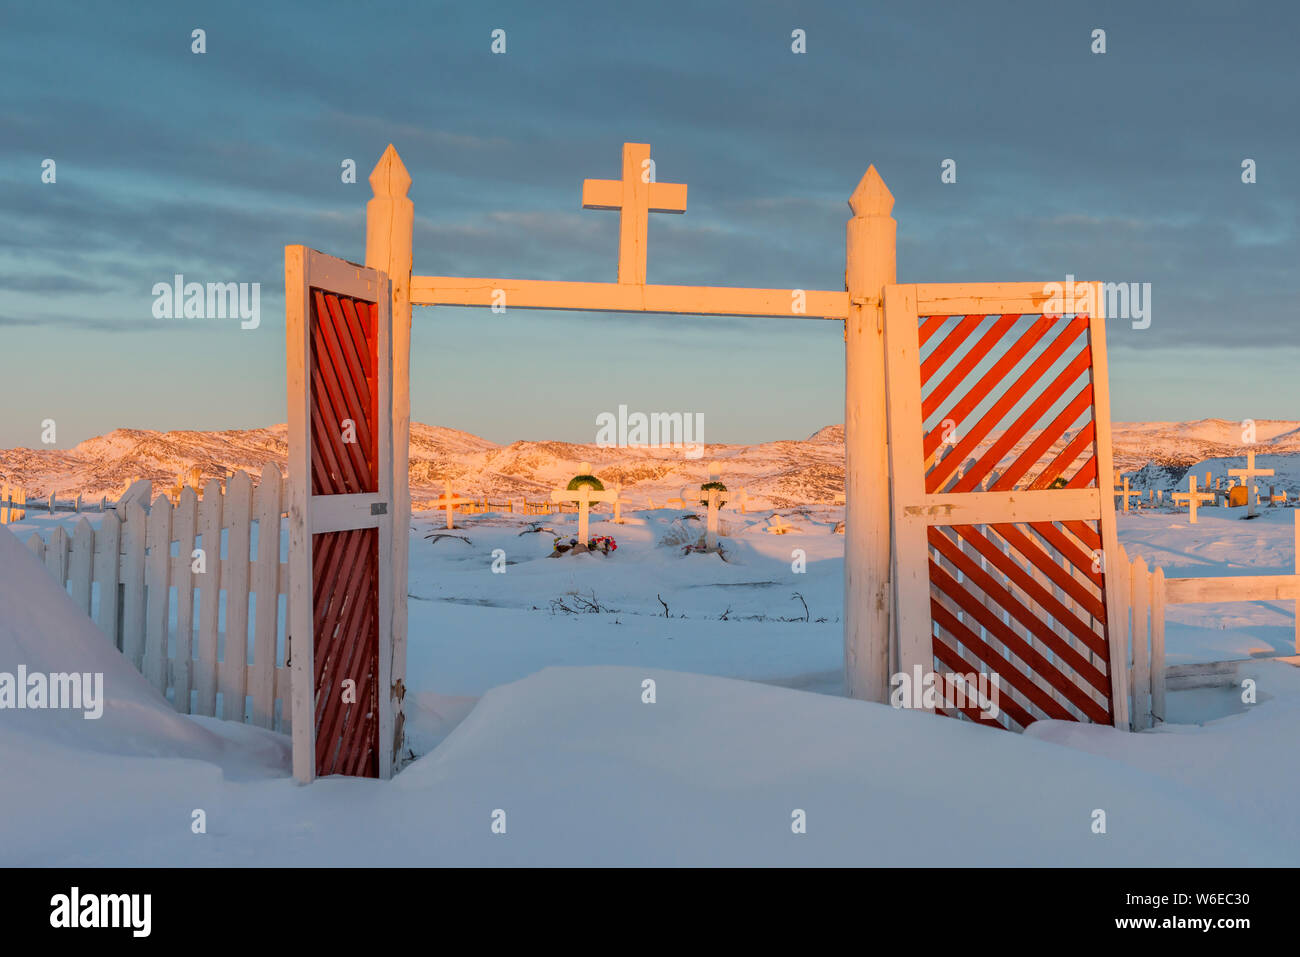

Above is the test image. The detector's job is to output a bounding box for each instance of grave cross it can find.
[1172,474,1215,525]
[582,143,687,285]
[1228,449,1274,518]
[433,478,474,529]
[1112,471,1141,513]
[766,514,793,535]
[700,461,730,551]
[550,463,618,544]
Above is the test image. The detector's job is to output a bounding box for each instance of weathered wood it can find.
[143,494,173,694]
[220,470,253,722]
[172,486,199,713]
[882,283,931,699]
[845,167,897,702]
[1150,566,1166,723]
[411,276,848,320]
[907,489,1101,526]
[195,477,225,717]
[1087,286,1130,731]
[68,518,94,615]
[1163,575,1300,604]
[45,525,69,589]
[94,511,122,645]
[120,501,148,670]
[1130,555,1150,730]
[250,466,282,728]
[285,244,314,780]
[366,150,413,782]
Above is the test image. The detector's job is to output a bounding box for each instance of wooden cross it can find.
[610,483,625,524]
[700,462,730,551]
[1172,474,1215,524]
[582,143,687,286]
[1112,472,1141,512]
[1228,449,1274,518]
[433,478,474,529]
[766,514,792,535]
[550,463,618,543]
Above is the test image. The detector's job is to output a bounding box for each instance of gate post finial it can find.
[369,144,411,198]
[848,165,894,217]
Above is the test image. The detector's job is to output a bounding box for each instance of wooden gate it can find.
[285,246,396,781]
[883,282,1127,731]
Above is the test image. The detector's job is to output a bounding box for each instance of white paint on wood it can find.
[195,477,225,717]
[120,501,148,671]
[250,465,282,728]
[69,518,94,615]
[220,470,252,722]
[94,511,121,645]
[172,487,198,713]
[143,494,173,694]
[1150,565,1166,723]
[844,166,896,702]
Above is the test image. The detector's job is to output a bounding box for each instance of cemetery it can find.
[3,7,1298,879]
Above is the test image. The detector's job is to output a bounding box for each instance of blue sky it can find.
[2,0,1297,450]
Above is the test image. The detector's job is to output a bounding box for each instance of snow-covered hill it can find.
[2,418,1298,507]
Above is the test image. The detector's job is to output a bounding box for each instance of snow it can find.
[3,494,1299,865]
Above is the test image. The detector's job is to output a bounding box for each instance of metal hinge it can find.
[371,502,388,515]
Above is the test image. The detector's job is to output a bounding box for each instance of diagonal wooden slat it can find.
[928,316,1089,493]
[998,390,1092,494]
[1029,422,1095,491]
[921,314,1055,462]
[920,314,982,385]
[955,349,1092,493]
[989,522,1106,620]
[927,529,1113,704]
[949,523,1109,658]
[921,314,1020,420]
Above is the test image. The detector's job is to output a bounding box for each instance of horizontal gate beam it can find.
[1163,574,1300,604]
[904,488,1101,526]
[309,493,389,534]
[410,276,849,319]
[913,281,1097,317]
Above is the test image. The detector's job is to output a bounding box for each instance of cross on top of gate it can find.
[582,140,686,286]
[582,143,688,286]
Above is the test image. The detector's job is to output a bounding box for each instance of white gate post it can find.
[844,167,896,702]
[366,145,414,767]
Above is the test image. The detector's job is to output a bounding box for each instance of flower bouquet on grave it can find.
[587,535,617,555]
[551,536,582,555]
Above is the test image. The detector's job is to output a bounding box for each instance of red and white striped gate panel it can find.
[883,282,1127,731]
[286,246,395,781]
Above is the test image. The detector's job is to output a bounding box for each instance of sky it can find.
[1,0,1297,450]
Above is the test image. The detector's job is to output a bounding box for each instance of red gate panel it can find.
[885,283,1124,732]
[286,246,394,783]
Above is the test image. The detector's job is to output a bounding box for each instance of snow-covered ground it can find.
[2,499,1298,865]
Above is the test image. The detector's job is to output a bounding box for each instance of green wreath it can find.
[567,474,605,492]
[699,480,727,506]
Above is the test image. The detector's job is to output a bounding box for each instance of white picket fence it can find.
[1117,509,1300,730]
[22,465,292,732]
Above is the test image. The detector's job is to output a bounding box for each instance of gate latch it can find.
[371,502,388,515]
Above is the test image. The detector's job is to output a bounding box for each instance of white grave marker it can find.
[699,461,730,551]
[1112,472,1141,513]
[1172,474,1215,525]
[434,478,474,529]
[551,463,617,544]
[1228,449,1274,518]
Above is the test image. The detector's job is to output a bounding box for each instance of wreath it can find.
[699,480,727,506]
[567,474,605,492]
